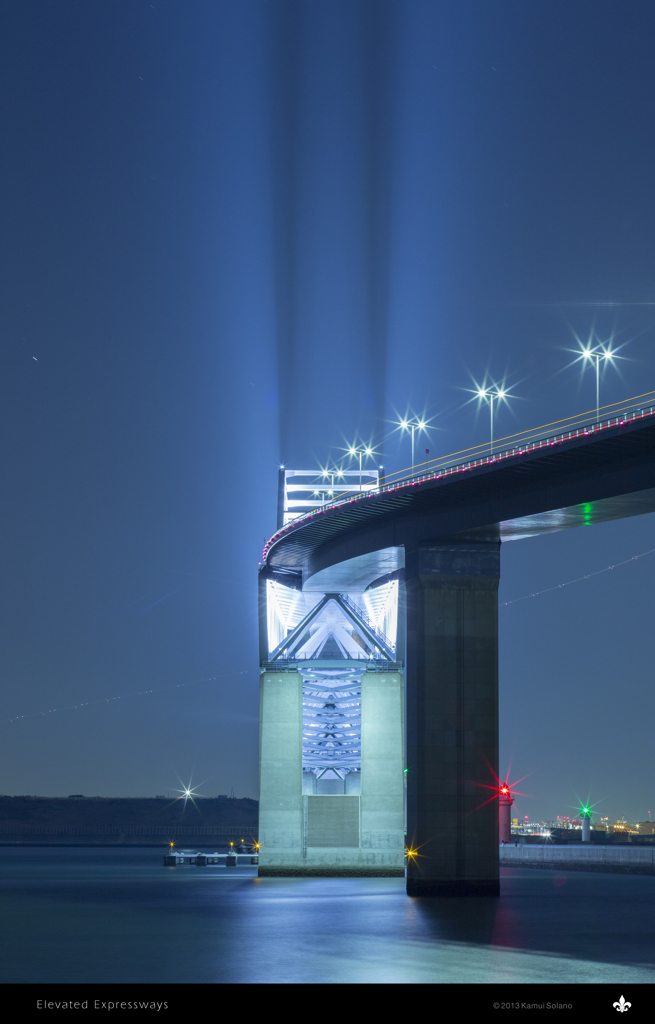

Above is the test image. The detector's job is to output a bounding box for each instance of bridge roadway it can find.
[260,402,655,896]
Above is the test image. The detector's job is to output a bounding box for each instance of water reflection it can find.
[1,850,654,983]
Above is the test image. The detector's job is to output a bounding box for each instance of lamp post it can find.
[347,446,374,492]
[477,389,506,454]
[582,347,615,420]
[319,469,338,502]
[399,418,427,473]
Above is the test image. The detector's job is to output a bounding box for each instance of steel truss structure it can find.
[264,578,399,777]
[302,671,361,775]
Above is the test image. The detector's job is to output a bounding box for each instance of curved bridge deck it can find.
[259,396,655,895]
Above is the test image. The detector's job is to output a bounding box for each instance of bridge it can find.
[259,393,655,895]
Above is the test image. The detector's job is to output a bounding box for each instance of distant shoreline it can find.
[0,841,251,849]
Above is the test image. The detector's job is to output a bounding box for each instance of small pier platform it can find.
[164,850,258,867]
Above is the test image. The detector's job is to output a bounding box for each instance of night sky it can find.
[1,1,654,824]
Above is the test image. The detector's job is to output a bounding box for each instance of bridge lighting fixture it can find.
[398,417,429,471]
[575,339,622,420]
[346,444,377,492]
[476,387,511,454]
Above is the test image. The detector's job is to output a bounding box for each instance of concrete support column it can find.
[360,671,405,870]
[258,671,303,871]
[405,542,500,896]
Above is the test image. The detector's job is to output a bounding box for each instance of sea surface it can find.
[1,847,654,984]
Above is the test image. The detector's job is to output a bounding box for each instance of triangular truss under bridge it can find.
[268,592,396,663]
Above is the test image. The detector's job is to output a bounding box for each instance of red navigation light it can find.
[475,766,530,813]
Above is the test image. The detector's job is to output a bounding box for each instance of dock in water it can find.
[164,850,258,866]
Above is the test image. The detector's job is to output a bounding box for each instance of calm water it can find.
[1,847,654,984]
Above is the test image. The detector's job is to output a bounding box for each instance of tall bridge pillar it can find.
[258,670,303,871]
[405,541,500,896]
[360,671,405,867]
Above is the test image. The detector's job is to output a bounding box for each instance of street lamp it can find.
[582,346,615,420]
[399,418,427,472]
[477,388,507,454]
[318,468,339,501]
[347,445,374,492]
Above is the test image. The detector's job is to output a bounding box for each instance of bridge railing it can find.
[262,391,655,560]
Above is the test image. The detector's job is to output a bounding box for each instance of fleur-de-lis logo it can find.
[613,995,631,1013]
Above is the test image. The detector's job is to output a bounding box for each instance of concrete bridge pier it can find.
[258,670,303,870]
[405,541,500,896]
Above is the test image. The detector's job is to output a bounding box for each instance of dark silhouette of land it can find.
[0,795,258,846]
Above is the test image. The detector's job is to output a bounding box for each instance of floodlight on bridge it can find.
[475,386,512,453]
[582,345,618,419]
[398,417,429,471]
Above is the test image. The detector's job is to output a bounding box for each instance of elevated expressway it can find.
[259,397,655,895]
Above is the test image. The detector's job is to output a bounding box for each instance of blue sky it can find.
[0,0,654,822]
